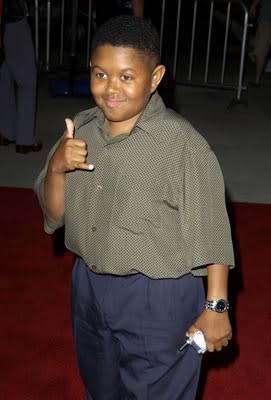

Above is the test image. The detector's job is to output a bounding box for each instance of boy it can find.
[35,15,234,400]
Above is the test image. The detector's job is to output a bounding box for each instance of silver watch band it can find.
[205,299,230,313]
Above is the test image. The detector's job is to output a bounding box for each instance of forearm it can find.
[132,0,144,17]
[37,118,91,228]
[44,164,65,224]
[206,264,229,299]
[188,264,232,351]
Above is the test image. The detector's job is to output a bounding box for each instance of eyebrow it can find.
[91,64,136,73]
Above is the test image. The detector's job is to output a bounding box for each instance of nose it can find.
[106,76,120,94]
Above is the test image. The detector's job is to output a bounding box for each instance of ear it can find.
[150,64,166,93]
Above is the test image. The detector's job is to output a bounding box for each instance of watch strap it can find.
[205,299,230,313]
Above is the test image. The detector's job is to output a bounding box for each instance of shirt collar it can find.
[136,91,166,133]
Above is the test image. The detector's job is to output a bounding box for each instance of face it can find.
[90,45,165,136]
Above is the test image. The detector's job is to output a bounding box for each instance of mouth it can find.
[104,98,124,108]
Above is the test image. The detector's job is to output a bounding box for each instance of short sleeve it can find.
[34,140,64,234]
[180,145,235,276]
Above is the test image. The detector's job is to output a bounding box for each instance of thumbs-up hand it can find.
[49,118,95,174]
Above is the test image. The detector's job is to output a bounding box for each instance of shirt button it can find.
[97,184,103,190]
[92,226,97,232]
[91,264,97,271]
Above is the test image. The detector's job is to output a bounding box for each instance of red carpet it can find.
[0,187,270,399]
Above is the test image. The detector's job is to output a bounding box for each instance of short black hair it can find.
[91,15,161,64]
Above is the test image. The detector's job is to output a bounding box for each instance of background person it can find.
[0,0,4,65]
[0,0,41,153]
[131,0,145,17]
[94,0,144,27]
[250,0,271,86]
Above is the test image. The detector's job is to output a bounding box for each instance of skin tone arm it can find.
[188,264,232,352]
[132,0,144,17]
[44,118,94,225]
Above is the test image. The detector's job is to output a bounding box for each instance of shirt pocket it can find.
[111,189,160,234]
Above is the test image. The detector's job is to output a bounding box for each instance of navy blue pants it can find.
[0,18,37,145]
[71,258,205,400]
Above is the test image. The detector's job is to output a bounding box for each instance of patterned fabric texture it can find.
[35,92,234,279]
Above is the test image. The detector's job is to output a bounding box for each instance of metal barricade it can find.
[32,0,93,72]
[159,0,250,108]
[34,0,39,63]
[31,0,250,105]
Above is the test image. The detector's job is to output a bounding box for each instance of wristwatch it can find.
[205,299,230,313]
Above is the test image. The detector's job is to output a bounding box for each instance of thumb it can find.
[64,118,74,139]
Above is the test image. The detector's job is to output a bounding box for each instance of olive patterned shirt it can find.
[34,92,234,279]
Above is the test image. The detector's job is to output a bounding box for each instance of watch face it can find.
[216,300,227,312]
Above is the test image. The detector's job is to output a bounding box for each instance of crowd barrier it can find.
[32,0,93,71]
[31,0,250,105]
[160,0,250,108]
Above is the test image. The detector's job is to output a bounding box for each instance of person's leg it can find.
[253,21,270,85]
[4,19,37,145]
[255,54,266,85]
[72,258,204,399]
[71,258,123,399]
[108,273,205,400]
[0,59,16,143]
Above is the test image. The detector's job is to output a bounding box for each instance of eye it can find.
[95,71,107,79]
[120,75,133,81]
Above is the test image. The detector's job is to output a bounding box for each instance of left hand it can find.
[187,309,232,352]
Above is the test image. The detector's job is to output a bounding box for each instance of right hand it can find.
[49,118,95,174]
